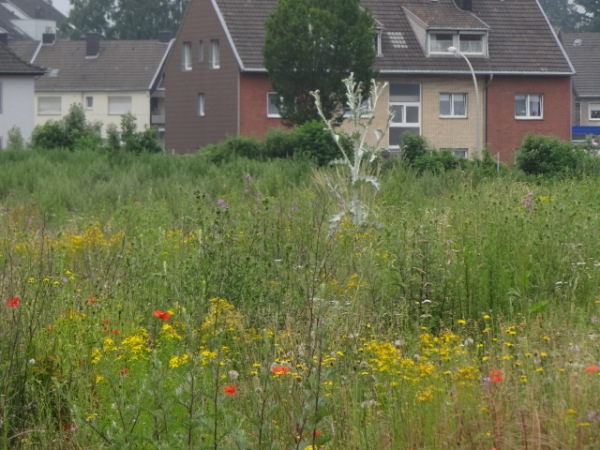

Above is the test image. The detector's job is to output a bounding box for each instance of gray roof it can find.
[0,42,44,74]
[562,32,600,98]
[215,0,573,74]
[24,39,172,92]
[8,39,38,62]
[0,5,31,40]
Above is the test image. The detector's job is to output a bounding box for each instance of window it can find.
[38,96,62,115]
[209,40,220,69]
[440,93,467,118]
[198,40,204,62]
[197,93,205,116]
[108,96,132,115]
[182,42,192,71]
[515,94,543,119]
[267,92,282,118]
[428,31,486,56]
[452,148,468,159]
[374,28,382,56]
[589,103,600,120]
[85,96,94,110]
[389,83,421,148]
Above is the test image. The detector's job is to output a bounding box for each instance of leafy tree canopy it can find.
[263,0,377,125]
[573,0,600,30]
[65,0,189,39]
[538,0,584,31]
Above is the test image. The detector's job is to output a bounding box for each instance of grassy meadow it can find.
[1,149,600,449]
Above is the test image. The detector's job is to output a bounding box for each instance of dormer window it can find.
[428,31,487,56]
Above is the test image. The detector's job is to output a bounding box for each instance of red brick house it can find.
[165,0,574,163]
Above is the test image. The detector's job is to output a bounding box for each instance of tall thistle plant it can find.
[311,73,391,231]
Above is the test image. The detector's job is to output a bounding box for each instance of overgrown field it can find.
[1,149,599,449]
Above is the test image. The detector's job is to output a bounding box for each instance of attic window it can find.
[374,28,382,56]
[428,31,487,56]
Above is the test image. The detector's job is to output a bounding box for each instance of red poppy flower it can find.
[489,369,503,383]
[6,296,20,308]
[271,365,290,375]
[313,429,321,438]
[223,384,237,395]
[153,310,172,321]
[585,365,600,373]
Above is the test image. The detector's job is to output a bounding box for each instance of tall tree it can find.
[539,0,584,31]
[66,0,189,39]
[263,0,376,125]
[574,0,600,30]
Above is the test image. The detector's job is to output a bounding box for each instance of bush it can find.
[6,126,26,150]
[401,132,428,163]
[293,120,344,165]
[108,114,163,154]
[515,134,582,177]
[263,128,297,159]
[31,104,102,151]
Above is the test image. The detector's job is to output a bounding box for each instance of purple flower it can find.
[217,198,228,209]
[592,315,599,323]
[481,376,491,387]
[245,173,253,182]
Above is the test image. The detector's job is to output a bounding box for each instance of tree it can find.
[538,0,584,31]
[66,0,189,39]
[263,0,376,125]
[574,0,600,30]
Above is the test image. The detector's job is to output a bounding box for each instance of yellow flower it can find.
[169,354,190,368]
[457,319,467,325]
[417,387,434,402]
[160,324,182,340]
[483,314,491,320]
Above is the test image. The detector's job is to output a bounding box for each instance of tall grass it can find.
[0,149,599,448]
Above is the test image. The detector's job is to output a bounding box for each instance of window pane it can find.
[389,128,420,147]
[529,95,542,117]
[459,34,483,53]
[108,96,132,115]
[515,95,527,116]
[210,40,220,69]
[197,93,204,116]
[440,94,451,116]
[390,84,420,102]
[390,105,404,123]
[182,42,192,71]
[430,33,453,53]
[267,93,281,117]
[453,94,466,116]
[198,40,204,62]
[591,104,600,120]
[406,106,419,123]
[38,96,61,115]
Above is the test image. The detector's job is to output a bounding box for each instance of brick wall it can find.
[239,74,287,138]
[486,76,571,163]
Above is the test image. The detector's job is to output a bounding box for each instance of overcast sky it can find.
[51,0,70,16]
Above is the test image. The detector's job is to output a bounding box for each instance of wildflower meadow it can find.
[1,146,600,450]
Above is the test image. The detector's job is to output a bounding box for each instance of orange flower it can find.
[6,296,20,308]
[585,365,600,373]
[489,369,503,383]
[271,365,291,375]
[85,296,99,305]
[223,384,237,395]
[153,310,172,321]
[119,368,130,376]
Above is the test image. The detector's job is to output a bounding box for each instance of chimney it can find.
[42,33,56,45]
[157,30,173,43]
[86,32,100,58]
[0,33,8,46]
[455,0,472,11]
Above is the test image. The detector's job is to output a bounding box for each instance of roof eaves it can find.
[211,0,244,70]
[149,39,173,91]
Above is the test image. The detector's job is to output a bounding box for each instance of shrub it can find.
[31,104,102,151]
[293,120,344,166]
[6,126,26,150]
[108,114,163,154]
[515,134,582,177]
[263,128,297,159]
[401,132,428,163]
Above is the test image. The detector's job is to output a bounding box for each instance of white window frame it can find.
[108,96,132,115]
[515,94,543,120]
[182,41,192,71]
[389,83,421,148]
[589,103,600,121]
[85,96,94,110]
[38,96,62,115]
[428,31,487,56]
[197,93,205,117]
[439,93,467,118]
[209,40,220,69]
[267,92,282,118]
